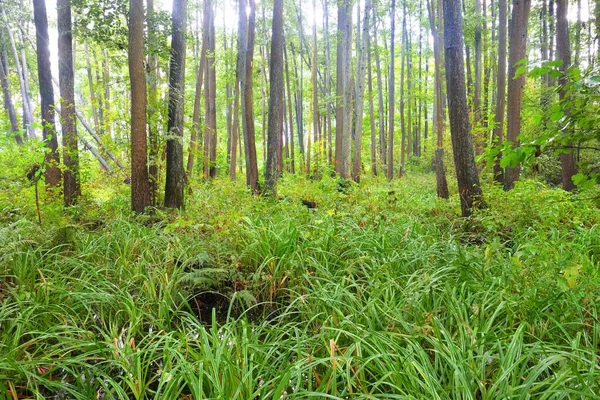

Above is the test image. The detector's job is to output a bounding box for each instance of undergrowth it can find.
[0,169,599,399]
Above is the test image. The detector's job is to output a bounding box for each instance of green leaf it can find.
[515,66,528,79]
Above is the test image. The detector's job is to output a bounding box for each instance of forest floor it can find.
[1,163,600,398]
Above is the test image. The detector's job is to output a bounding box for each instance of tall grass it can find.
[0,174,598,398]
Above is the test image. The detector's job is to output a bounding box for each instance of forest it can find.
[1,0,600,397]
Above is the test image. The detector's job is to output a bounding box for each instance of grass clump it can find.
[0,173,599,399]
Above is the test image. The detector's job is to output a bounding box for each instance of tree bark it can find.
[335,1,347,175]
[352,0,372,182]
[443,0,484,217]
[128,0,151,212]
[556,0,577,191]
[230,62,240,181]
[239,0,260,192]
[203,0,218,179]
[147,0,160,204]
[427,0,449,198]
[492,0,507,183]
[387,0,396,180]
[368,32,377,176]
[33,0,61,186]
[0,47,21,144]
[264,0,284,194]
[373,12,387,168]
[84,41,100,135]
[58,0,80,206]
[187,39,207,179]
[164,0,187,208]
[474,0,482,130]
[340,2,353,179]
[1,8,35,139]
[504,0,531,190]
[284,40,296,174]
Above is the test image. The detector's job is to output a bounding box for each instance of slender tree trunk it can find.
[84,41,100,135]
[93,49,105,134]
[368,20,377,176]
[187,39,207,179]
[290,43,304,169]
[335,1,346,175]
[340,1,353,179]
[239,0,260,192]
[264,0,284,194]
[128,0,151,212]
[0,49,21,144]
[203,0,217,178]
[399,6,406,177]
[260,45,268,164]
[230,65,240,181]
[284,40,296,173]
[19,38,35,138]
[493,0,507,183]
[387,0,396,180]
[147,0,160,204]
[556,0,577,191]
[463,0,474,111]
[225,33,233,164]
[102,49,111,138]
[58,0,80,206]
[164,0,187,208]
[311,0,319,177]
[474,0,482,129]
[504,0,531,190]
[352,0,372,182]
[373,11,387,168]
[1,9,35,139]
[33,0,61,186]
[324,0,333,166]
[481,0,491,148]
[428,0,449,198]
[443,0,484,217]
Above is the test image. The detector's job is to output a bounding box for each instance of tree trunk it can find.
[128,0,151,212]
[164,0,187,208]
[84,41,100,135]
[352,0,372,182]
[443,0,485,217]
[284,40,296,174]
[335,1,346,175]
[102,49,111,138]
[203,0,218,179]
[474,0,482,130]
[492,0,507,183]
[147,0,159,204]
[311,0,319,177]
[264,0,284,194]
[387,0,396,180]
[324,0,333,166]
[373,11,387,168]
[187,39,207,179]
[230,64,240,181]
[33,0,61,186]
[239,0,260,192]
[556,0,577,191]
[427,0,449,198]
[58,0,80,206]
[1,8,35,139]
[367,18,377,176]
[399,6,406,178]
[340,1,353,179]
[0,48,21,144]
[504,0,531,190]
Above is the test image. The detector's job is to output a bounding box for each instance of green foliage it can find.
[498,60,600,188]
[0,171,599,398]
